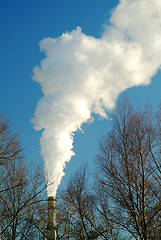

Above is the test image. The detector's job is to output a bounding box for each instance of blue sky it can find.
[0,0,161,193]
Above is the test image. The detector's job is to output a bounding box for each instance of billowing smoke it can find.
[32,0,161,197]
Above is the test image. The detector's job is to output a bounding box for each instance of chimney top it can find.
[48,196,57,202]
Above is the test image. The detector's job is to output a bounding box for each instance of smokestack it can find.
[47,196,57,240]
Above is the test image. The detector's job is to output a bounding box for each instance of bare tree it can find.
[0,154,48,239]
[96,97,161,240]
[0,113,22,168]
[56,165,119,240]
[0,113,48,239]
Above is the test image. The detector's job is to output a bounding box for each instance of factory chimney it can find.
[47,196,57,240]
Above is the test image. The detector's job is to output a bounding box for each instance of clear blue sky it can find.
[0,0,161,191]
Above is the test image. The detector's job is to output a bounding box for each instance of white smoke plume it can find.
[32,0,161,197]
